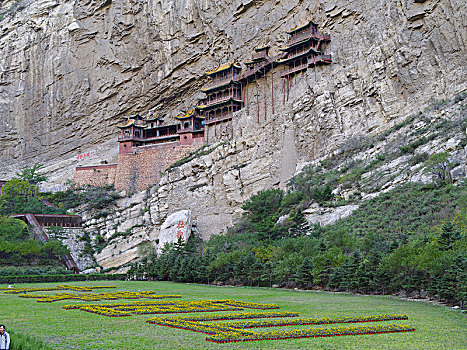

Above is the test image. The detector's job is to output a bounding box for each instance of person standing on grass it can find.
[0,325,10,350]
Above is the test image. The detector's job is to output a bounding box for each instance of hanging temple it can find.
[74,20,331,191]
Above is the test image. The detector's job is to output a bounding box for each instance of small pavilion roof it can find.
[175,106,196,120]
[286,20,318,35]
[116,119,135,128]
[205,62,242,76]
[254,45,270,52]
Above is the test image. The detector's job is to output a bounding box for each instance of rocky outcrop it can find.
[45,227,94,271]
[158,210,192,252]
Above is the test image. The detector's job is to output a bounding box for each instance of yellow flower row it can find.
[221,314,409,328]
[19,291,181,303]
[3,285,115,294]
[147,311,298,323]
[213,299,279,310]
[64,299,282,317]
[206,323,415,343]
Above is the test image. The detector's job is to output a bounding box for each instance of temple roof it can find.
[175,106,195,120]
[116,117,148,128]
[279,37,317,51]
[116,119,136,128]
[286,20,318,35]
[200,79,236,92]
[275,47,319,64]
[254,45,270,52]
[205,62,242,76]
[195,97,242,110]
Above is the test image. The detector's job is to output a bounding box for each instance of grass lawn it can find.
[0,280,465,349]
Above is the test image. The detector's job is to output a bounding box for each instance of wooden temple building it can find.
[277,20,331,100]
[195,63,243,141]
[115,20,331,152]
[117,111,205,153]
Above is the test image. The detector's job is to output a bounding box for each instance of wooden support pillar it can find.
[246,81,249,115]
[263,67,267,122]
[282,77,285,105]
[271,71,274,115]
[256,80,260,124]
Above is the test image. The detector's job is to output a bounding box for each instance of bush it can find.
[45,184,120,211]
[0,273,126,284]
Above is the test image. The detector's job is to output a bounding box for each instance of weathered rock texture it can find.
[1,0,466,178]
[45,227,94,271]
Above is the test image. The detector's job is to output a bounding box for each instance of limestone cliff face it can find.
[1,0,466,271]
[0,0,466,177]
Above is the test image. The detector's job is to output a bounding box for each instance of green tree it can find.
[16,163,47,185]
[242,189,283,240]
[438,222,461,251]
[423,152,453,186]
[295,257,314,287]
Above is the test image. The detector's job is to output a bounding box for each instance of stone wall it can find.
[73,164,117,187]
[113,142,201,192]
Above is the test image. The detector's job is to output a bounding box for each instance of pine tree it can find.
[288,209,311,237]
[295,258,314,288]
[438,222,461,251]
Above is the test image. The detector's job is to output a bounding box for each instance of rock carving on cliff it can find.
[158,210,192,252]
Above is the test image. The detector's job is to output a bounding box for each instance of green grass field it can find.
[0,281,465,349]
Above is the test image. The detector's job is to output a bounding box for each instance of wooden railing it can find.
[205,114,233,125]
[201,76,233,91]
[205,93,241,107]
[280,61,309,77]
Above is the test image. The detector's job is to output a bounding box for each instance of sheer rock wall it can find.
[0,0,465,176]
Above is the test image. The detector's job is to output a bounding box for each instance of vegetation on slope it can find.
[130,94,467,307]
[129,181,466,307]
[0,166,70,269]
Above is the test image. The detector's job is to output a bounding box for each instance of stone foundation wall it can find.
[114,142,201,192]
[73,164,117,187]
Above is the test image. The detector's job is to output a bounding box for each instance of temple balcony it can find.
[309,54,332,65]
[177,127,205,134]
[204,93,242,108]
[118,133,179,142]
[201,76,233,92]
[286,29,314,47]
[280,61,309,78]
[118,135,145,142]
[205,114,233,125]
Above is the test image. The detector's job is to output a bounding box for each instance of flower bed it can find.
[147,311,299,323]
[19,291,181,303]
[3,285,115,294]
[205,323,415,343]
[147,305,415,344]
[222,314,409,329]
[63,299,282,317]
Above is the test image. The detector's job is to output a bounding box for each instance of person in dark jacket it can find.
[0,325,10,350]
